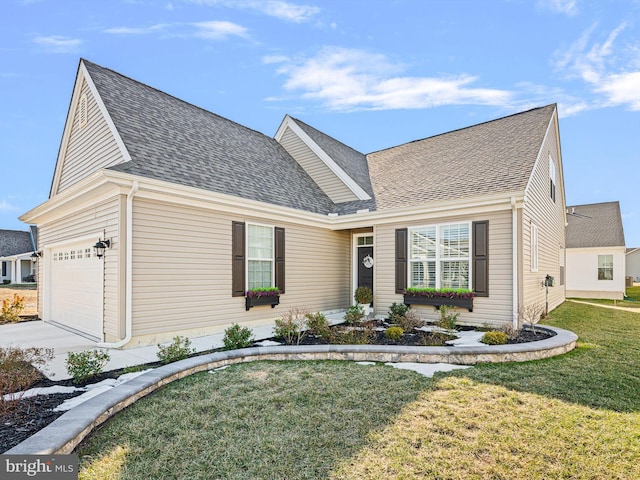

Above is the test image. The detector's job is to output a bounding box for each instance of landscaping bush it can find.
[384,326,404,341]
[65,350,110,383]
[305,312,331,340]
[330,325,375,345]
[480,331,508,345]
[0,346,54,415]
[157,336,195,364]
[435,305,459,330]
[354,286,373,304]
[1,294,25,322]
[344,305,365,325]
[223,324,255,350]
[388,302,409,322]
[274,307,308,345]
[396,308,423,332]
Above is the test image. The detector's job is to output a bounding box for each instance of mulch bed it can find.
[0,321,553,453]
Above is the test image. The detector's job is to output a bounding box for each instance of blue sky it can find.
[2,0,639,246]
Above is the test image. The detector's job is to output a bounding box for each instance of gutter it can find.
[97,180,138,348]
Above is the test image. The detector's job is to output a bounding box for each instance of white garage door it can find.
[49,243,103,339]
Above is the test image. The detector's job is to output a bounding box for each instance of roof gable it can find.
[366,105,556,210]
[83,61,335,215]
[566,201,626,248]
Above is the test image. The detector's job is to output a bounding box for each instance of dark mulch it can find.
[0,321,553,453]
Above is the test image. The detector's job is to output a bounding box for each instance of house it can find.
[625,248,640,283]
[565,202,626,300]
[0,227,38,284]
[19,59,567,347]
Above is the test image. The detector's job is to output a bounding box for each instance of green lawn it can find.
[77,303,640,479]
[569,285,640,308]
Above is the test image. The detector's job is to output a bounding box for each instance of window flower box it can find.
[403,288,475,312]
[245,288,280,311]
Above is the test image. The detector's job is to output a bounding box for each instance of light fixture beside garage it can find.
[93,239,111,258]
[30,251,42,262]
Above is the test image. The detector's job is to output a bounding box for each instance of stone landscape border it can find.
[7,326,577,455]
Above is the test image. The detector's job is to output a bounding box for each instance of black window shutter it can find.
[395,228,408,294]
[232,221,245,297]
[1,262,6,277]
[275,227,285,294]
[472,221,489,297]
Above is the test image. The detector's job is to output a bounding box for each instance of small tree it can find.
[274,307,309,345]
[518,303,546,334]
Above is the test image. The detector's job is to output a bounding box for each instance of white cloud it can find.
[186,0,319,23]
[596,71,640,110]
[262,54,290,64]
[538,0,578,16]
[273,47,512,111]
[103,24,169,35]
[32,35,82,53]
[0,200,19,212]
[192,20,248,39]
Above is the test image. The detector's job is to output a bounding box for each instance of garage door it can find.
[50,243,103,339]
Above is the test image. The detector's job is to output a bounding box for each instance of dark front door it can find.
[357,246,374,295]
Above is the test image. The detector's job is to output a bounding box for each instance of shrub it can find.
[1,294,25,322]
[435,305,459,331]
[384,326,404,341]
[157,336,195,364]
[396,308,423,332]
[388,302,409,321]
[65,349,110,383]
[274,307,308,345]
[481,331,509,345]
[2,280,10,285]
[0,346,54,415]
[330,324,375,345]
[305,312,331,340]
[354,286,373,304]
[344,305,365,325]
[223,324,255,350]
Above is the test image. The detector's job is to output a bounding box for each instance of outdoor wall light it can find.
[93,239,111,258]
[30,251,42,262]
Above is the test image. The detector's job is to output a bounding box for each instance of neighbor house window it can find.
[531,223,539,272]
[247,223,274,290]
[549,155,556,203]
[409,223,470,289]
[598,255,613,280]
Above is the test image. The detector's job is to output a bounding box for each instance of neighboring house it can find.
[20,59,567,347]
[0,226,38,284]
[626,248,640,282]
[566,202,626,300]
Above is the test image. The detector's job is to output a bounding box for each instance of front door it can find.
[357,237,374,296]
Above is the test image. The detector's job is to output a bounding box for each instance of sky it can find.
[1,0,639,246]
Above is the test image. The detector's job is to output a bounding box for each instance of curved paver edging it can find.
[6,325,577,455]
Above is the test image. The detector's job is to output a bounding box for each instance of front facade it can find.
[0,227,37,284]
[21,60,567,347]
[566,202,626,300]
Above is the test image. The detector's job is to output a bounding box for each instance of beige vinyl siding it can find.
[521,115,566,312]
[130,198,351,342]
[55,79,125,194]
[374,210,513,326]
[278,127,358,203]
[37,196,122,339]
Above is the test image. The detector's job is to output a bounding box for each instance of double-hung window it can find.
[549,155,557,203]
[247,223,274,290]
[409,223,470,289]
[598,255,613,280]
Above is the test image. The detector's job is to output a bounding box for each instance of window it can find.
[531,223,539,272]
[247,223,274,290]
[409,223,470,289]
[357,236,373,246]
[1,261,5,277]
[549,155,556,203]
[598,255,613,280]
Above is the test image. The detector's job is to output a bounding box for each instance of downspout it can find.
[511,196,519,330]
[97,180,138,348]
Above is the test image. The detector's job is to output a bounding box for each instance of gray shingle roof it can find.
[566,201,626,248]
[0,230,34,257]
[365,105,556,210]
[83,61,335,215]
[292,118,373,197]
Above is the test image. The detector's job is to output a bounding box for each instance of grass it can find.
[77,303,640,479]
[569,285,640,308]
[0,283,37,290]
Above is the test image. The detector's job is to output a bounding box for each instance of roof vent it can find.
[78,94,88,128]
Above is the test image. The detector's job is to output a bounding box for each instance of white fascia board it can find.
[524,106,557,198]
[49,62,132,198]
[276,116,371,201]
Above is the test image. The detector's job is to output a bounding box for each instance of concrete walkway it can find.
[567,299,640,313]
[0,314,347,380]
